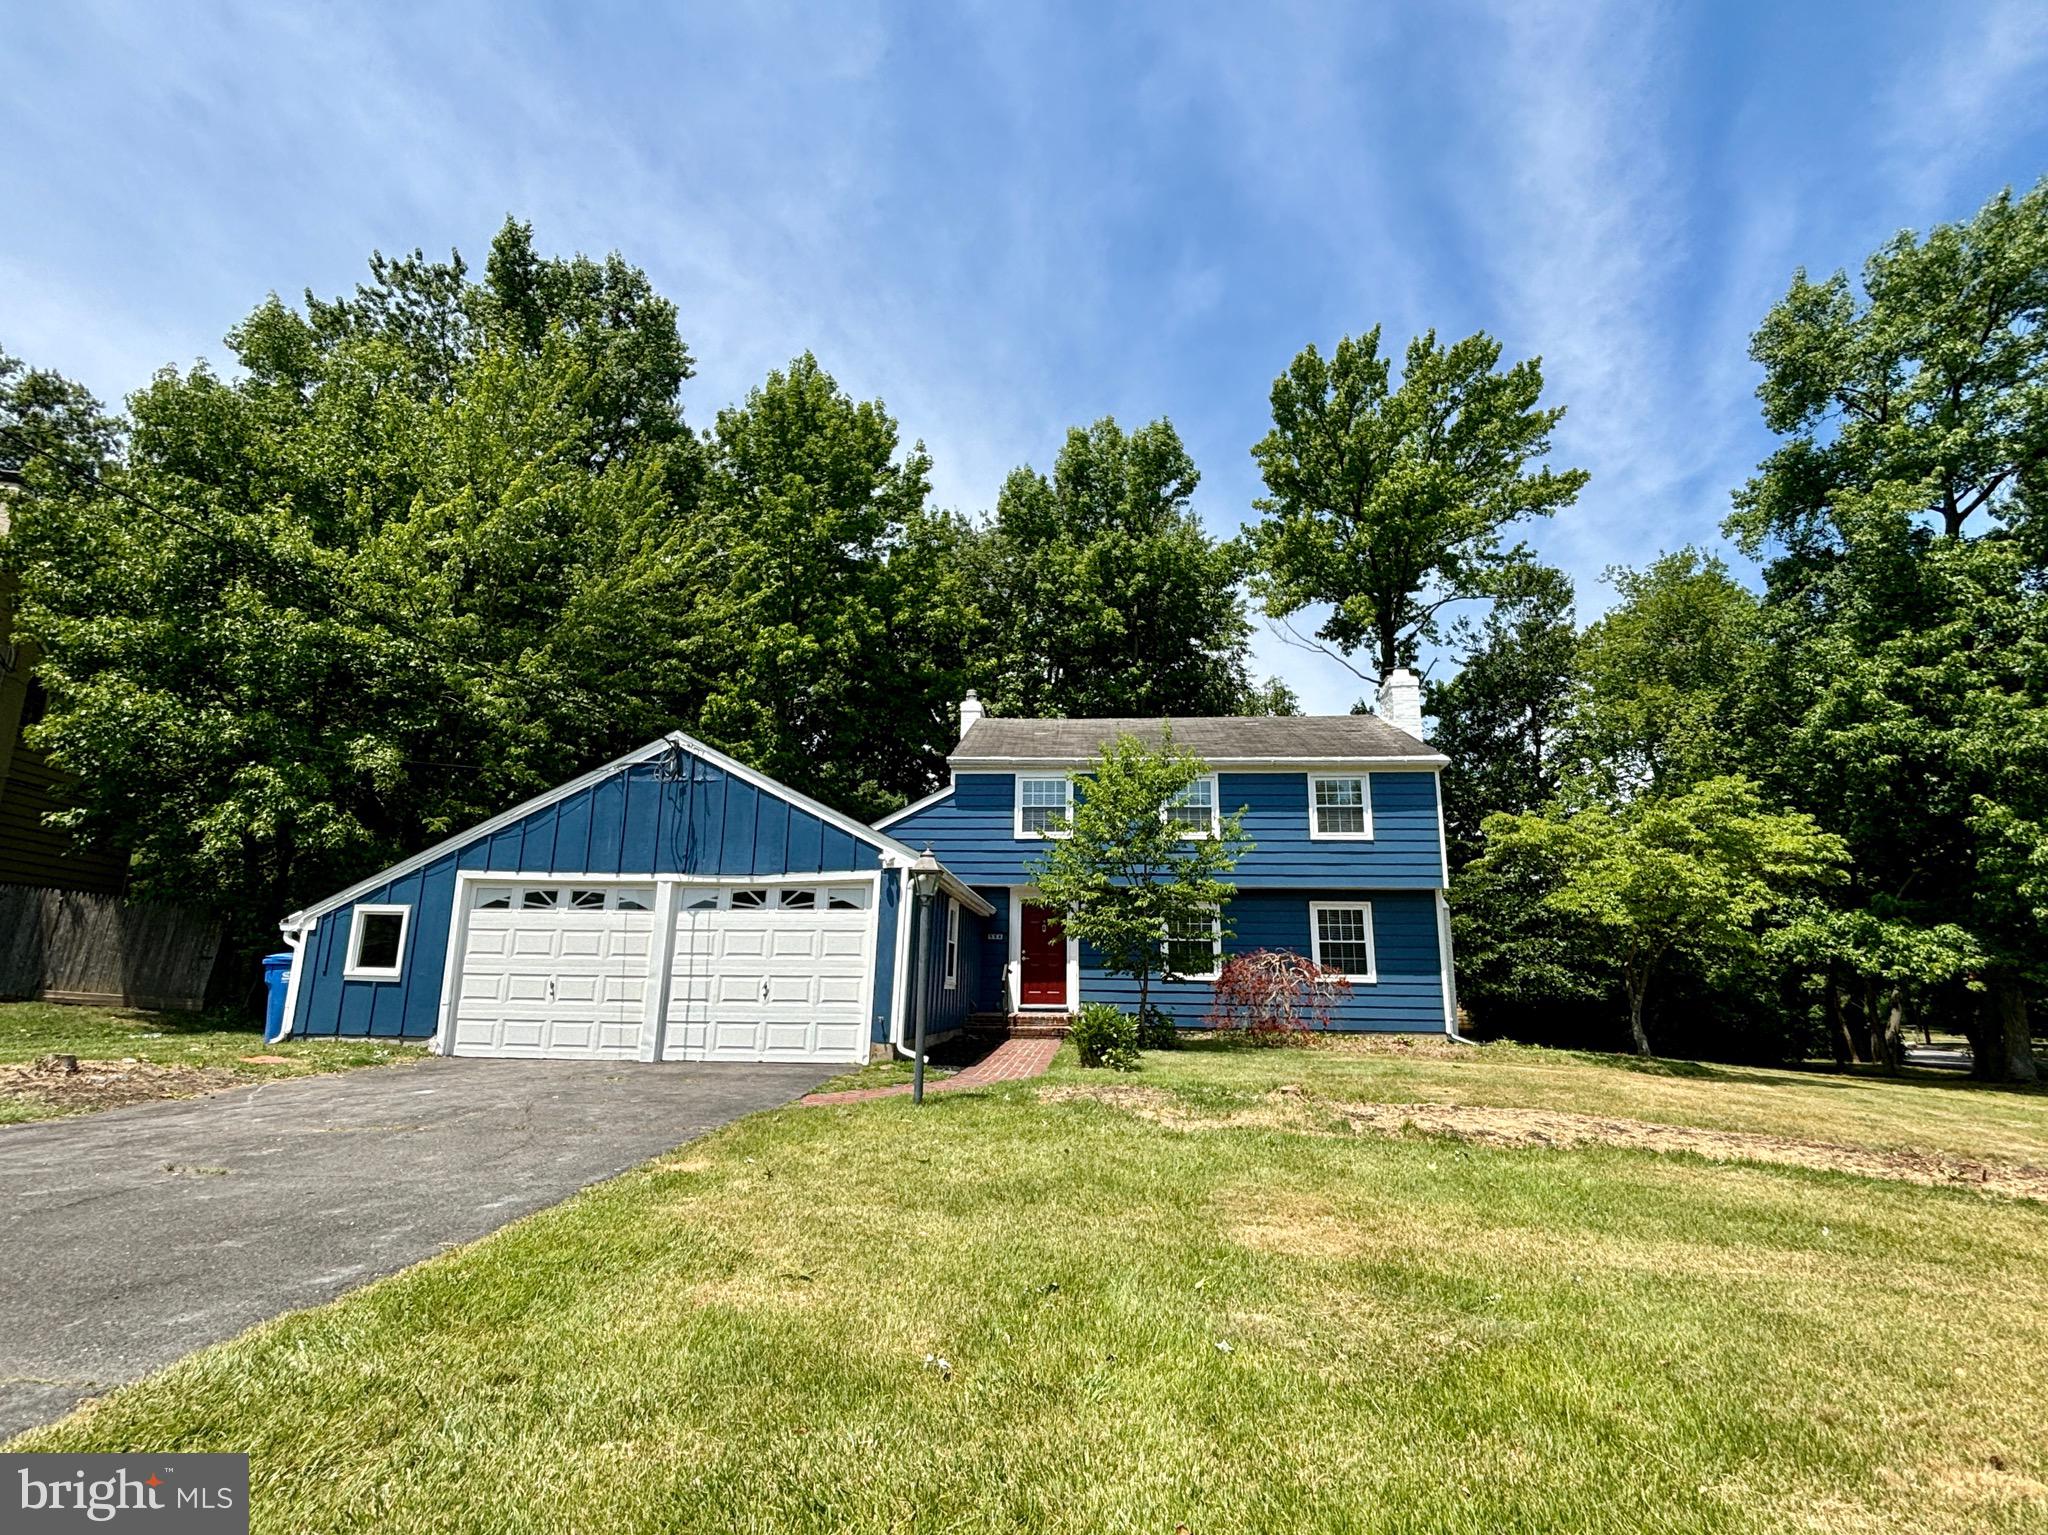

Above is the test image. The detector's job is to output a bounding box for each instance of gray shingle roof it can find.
[953,714,1442,763]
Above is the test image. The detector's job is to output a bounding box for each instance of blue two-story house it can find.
[879,676,1457,1035]
[268,676,1453,1068]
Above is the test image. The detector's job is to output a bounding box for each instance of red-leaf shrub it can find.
[1206,949,1352,1045]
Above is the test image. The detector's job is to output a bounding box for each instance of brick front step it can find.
[968,1012,1075,1038]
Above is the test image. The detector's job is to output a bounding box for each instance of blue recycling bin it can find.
[261,952,294,1042]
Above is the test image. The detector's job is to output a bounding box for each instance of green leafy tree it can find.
[1474,777,1846,1057]
[1732,178,2048,1081]
[686,352,971,817]
[1567,549,1763,797]
[1247,327,1588,689]
[1424,562,1578,867]
[1027,729,1250,1023]
[979,417,1289,718]
[2,226,700,980]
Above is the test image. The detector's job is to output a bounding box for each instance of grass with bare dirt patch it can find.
[13,1037,2048,1532]
[0,1001,423,1124]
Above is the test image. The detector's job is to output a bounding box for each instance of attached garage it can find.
[277,734,990,1066]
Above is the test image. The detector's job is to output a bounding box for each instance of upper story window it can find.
[1309,774,1373,840]
[1016,775,1073,838]
[1165,775,1220,838]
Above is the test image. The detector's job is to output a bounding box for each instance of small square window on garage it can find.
[778,888,817,910]
[570,888,607,910]
[521,888,559,910]
[614,888,653,911]
[345,905,410,980]
[827,886,868,910]
[730,888,769,908]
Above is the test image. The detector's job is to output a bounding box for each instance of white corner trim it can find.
[1306,771,1376,842]
[1434,889,1460,1037]
[342,904,411,981]
[874,778,955,831]
[276,919,312,1041]
[1307,899,1379,985]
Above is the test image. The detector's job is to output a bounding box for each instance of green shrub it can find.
[1137,1006,1180,1051]
[1071,1003,1141,1071]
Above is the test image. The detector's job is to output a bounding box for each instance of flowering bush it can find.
[1205,950,1352,1045]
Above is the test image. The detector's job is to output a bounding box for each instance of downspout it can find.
[275,917,313,1042]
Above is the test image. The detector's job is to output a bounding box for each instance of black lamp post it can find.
[909,847,943,1104]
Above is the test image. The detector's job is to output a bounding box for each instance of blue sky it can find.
[5,1,2046,712]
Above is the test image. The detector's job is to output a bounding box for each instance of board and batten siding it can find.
[294,750,889,1041]
[888,770,1444,888]
[1080,889,1447,1031]
[898,886,986,1042]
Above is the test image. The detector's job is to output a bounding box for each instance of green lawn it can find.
[14,1039,2048,1532]
[0,1001,423,1123]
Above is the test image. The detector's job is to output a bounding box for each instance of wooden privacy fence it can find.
[0,884,221,1012]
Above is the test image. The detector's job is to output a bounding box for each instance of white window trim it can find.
[1014,774,1074,839]
[943,897,960,990]
[1163,907,1224,981]
[1308,900,1378,983]
[344,903,411,981]
[1164,773,1222,839]
[1307,773,1375,841]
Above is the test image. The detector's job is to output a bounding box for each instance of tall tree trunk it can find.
[1825,973,1860,1066]
[1872,986,1906,1074]
[1626,980,1652,1057]
[1977,972,2039,1084]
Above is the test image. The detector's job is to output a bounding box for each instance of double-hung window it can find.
[1309,902,1377,981]
[1017,775,1072,838]
[944,898,960,990]
[1164,907,1222,979]
[1309,774,1372,839]
[1165,775,1220,838]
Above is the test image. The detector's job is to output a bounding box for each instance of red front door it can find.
[1019,903,1067,1007]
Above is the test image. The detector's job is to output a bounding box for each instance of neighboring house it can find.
[879,671,1456,1034]
[0,500,124,894]
[277,672,1454,1064]
[276,732,993,1064]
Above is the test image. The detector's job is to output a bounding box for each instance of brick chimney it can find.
[1375,669,1425,739]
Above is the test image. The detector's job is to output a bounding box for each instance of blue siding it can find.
[899,886,987,1045]
[868,868,902,1044]
[970,885,1010,1013]
[1077,888,1447,1032]
[887,770,1445,888]
[295,747,887,1041]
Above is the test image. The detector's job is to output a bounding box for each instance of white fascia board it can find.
[669,731,993,916]
[280,736,680,933]
[872,778,956,831]
[285,730,995,933]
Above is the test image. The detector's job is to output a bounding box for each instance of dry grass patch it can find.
[1047,1073,2048,1200]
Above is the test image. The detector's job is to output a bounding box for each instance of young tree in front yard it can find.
[1027,729,1250,1025]
[1474,777,1847,1058]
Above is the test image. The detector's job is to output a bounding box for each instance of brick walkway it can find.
[800,1037,1060,1106]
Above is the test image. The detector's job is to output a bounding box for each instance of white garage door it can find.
[451,883,656,1059]
[448,879,877,1064]
[661,883,873,1064]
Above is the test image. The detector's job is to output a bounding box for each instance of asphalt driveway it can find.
[0,1055,831,1439]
